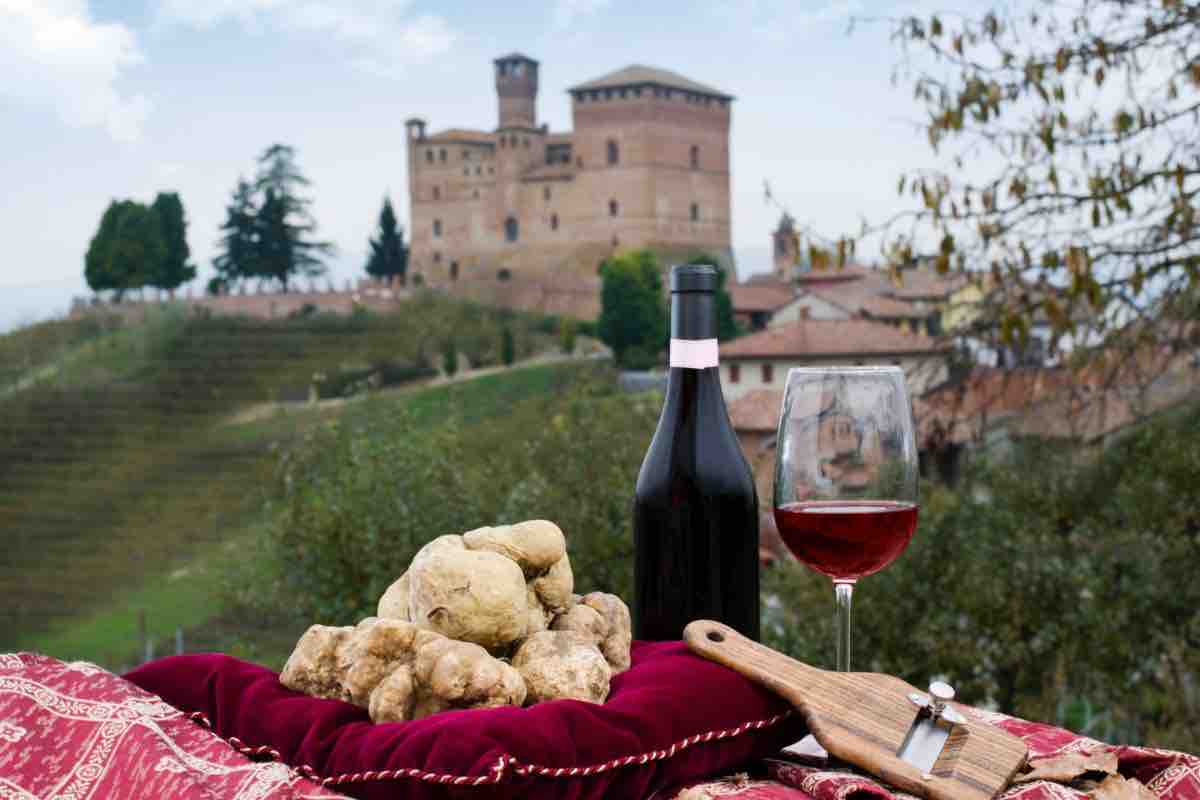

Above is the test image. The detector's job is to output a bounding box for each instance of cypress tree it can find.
[150,192,196,293]
[212,178,258,294]
[365,196,409,284]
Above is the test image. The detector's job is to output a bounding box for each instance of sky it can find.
[0,0,961,333]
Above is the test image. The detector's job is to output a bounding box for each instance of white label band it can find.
[669,338,719,369]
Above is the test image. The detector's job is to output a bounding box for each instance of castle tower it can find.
[773,213,800,281]
[494,54,539,130]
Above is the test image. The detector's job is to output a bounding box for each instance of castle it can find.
[405,54,735,283]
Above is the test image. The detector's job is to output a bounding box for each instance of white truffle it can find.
[531,553,574,613]
[408,545,529,650]
[377,572,411,621]
[463,520,567,576]
[513,631,612,705]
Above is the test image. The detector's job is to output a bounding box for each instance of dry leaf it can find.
[1087,773,1158,800]
[1013,751,1119,784]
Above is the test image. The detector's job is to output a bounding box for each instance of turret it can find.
[773,213,800,281]
[405,117,427,141]
[494,53,539,130]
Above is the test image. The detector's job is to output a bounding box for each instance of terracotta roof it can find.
[728,389,784,432]
[730,283,794,313]
[720,318,949,359]
[424,128,495,145]
[569,65,732,99]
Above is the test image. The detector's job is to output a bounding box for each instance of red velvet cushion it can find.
[125,641,806,800]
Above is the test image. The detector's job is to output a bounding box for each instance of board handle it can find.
[683,620,824,710]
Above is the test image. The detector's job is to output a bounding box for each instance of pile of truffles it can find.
[280,520,632,722]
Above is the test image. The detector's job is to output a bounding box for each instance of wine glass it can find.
[773,366,919,672]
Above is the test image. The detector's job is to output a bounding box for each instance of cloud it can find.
[552,0,612,31]
[154,0,455,78]
[711,0,863,43]
[0,0,149,142]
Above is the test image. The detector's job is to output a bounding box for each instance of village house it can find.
[718,317,951,402]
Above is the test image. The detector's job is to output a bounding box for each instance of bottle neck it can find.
[669,291,718,370]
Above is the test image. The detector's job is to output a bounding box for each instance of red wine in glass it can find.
[773,366,920,673]
[774,500,918,582]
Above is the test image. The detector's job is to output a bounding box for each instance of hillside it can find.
[0,296,569,658]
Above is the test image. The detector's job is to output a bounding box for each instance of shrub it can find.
[442,339,458,377]
[258,367,657,623]
[501,327,515,366]
[559,318,577,355]
[763,402,1200,751]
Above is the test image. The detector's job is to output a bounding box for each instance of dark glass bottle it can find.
[633,264,760,642]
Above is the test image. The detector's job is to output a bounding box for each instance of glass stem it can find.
[834,580,854,672]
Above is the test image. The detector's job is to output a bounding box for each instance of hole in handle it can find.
[706,630,725,643]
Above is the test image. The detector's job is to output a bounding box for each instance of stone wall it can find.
[69,278,409,323]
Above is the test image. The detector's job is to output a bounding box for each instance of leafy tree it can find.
[85,201,126,297]
[83,200,165,300]
[869,1,1200,354]
[365,196,409,284]
[684,252,742,340]
[501,326,515,366]
[597,249,668,368]
[150,192,195,293]
[212,178,258,294]
[252,144,332,290]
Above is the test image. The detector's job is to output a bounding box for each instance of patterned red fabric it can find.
[123,641,808,800]
[0,652,346,799]
[667,707,1200,799]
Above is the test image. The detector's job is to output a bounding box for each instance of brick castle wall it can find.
[406,56,735,285]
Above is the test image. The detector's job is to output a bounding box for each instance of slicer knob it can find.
[928,681,955,716]
[929,681,955,704]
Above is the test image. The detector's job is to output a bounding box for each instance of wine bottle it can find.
[633,264,760,642]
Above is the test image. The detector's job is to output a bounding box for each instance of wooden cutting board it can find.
[684,620,1028,800]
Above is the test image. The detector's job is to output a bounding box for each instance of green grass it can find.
[0,300,585,664]
[400,360,594,427]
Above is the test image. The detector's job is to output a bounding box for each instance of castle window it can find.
[426,149,434,163]
[634,87,642,97]
[464,167,470,176]
[450,261,459,281]
[432,186,440,200]
[609,199,618,217]
[607,139,619,166]
[523,137,530,149]
[433,219,442,238]
[550,213,559,231]
[463,149,470,160]
[729,364,740,383]
[544,186,551,201]
[762,364,774,384]
[439,148,446,162]
[690,203,699,221]
[475,166,481,176]
[489,166,495,174]
[619,88,627,99]
[433,252,441,263]
[690,145,699,169]
[505,216,519,243]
